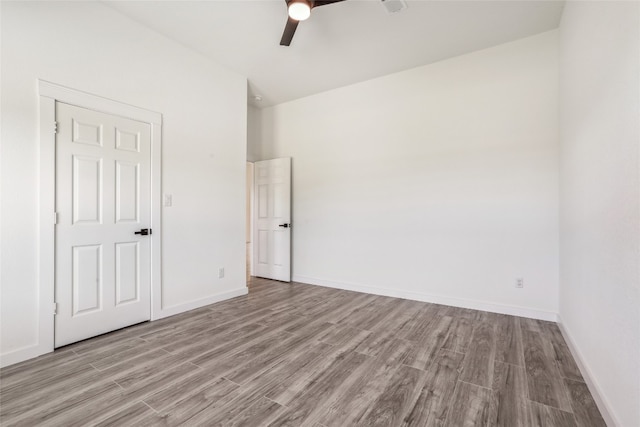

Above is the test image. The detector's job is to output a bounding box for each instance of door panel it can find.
[273,231,286,267]
[115,128,140,152]
[115,161,139,223]
[258,184,268,218]
[72,119,103,146]
[72,244,102,315]
[55,102,151,347]
[72,156,102,224]
[253,158,291,282]
[258,230,269,265]
[115,242,139,305]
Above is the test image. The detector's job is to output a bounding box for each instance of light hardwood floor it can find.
[0,278,606,426]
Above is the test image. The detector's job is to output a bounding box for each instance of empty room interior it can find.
[1,0,639,426]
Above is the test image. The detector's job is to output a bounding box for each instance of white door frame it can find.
[247,162,254,279]
[37,80,162,356]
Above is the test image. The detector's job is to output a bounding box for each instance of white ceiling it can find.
[106,0,565,108]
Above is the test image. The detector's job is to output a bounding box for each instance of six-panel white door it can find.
[55,102,151,347]
[254,158,291,282]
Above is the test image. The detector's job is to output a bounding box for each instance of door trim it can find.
[37,80,163,357]
[247,161,254,279]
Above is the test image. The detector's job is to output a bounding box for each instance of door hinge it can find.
[53,121,58,134]
[53,302,58,315]
[54,212,58,224]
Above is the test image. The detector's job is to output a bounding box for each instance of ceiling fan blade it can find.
[313,0,346,7]
[280,17,299,46]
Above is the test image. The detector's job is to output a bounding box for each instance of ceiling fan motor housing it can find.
[280,0,347,46]
[381,0,408,14]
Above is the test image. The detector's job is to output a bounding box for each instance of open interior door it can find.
[253,158,291,282]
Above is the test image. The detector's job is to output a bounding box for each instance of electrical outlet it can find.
[516,278,524,288]
[218,268,225,279]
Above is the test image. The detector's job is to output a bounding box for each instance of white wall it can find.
[0,2,247,365]
[257,31,560,319]
[247,104,262,162]
[559,2,640,426]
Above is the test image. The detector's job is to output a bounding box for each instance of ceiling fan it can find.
[280,0,346,46]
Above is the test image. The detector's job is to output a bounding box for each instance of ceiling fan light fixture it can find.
[288,0,312,21]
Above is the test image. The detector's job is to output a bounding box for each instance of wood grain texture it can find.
[318,339,413,426]
[543,323,583,382]
[316,323,372,353]
[402,315,454,371]
[564,378,607,427]
[401,350,464,427]
[273,352,374,425]
[0,277,604,426]
[495,316,524,366]
[143,369,232,412]
[356,364,428,427]
[227,397,285,427]
[444,381,494,427]
[262,344,346,406]
[64,362,201,427]
[146,376,241,426]
[267,350,373,426]
[489,361,529,427]
[459,321,497,388]
[522,329,573,411]
[528,401,578,427]
[94,401,156,427]
[447,317,474,353]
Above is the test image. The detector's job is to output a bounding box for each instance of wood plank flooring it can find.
[0,278,606,426]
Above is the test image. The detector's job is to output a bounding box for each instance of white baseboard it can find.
[292,275,558,322]
[557,316,619,427]
[0,343,51,368]
[154,286,248,320]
